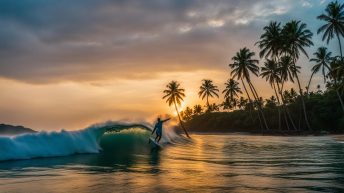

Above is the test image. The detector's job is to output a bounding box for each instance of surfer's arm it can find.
[162,118,171,122]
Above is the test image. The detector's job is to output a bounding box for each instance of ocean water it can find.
[0,126,344,193]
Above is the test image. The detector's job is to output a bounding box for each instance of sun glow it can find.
[173,101,186,116]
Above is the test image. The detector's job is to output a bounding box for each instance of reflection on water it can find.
[0,134,344,192]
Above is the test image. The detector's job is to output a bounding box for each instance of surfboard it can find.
[149,137,163,148]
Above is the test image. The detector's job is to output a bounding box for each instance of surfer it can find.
[151,117,171,143]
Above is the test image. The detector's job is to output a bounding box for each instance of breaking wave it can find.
[0,121,181,161]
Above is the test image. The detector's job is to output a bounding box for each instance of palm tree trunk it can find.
[275,82,292,131]
[297,108,301,131]
[336,89,344,113]
[323,68,327,84]
[272,82,282,131]
[247,80,270,131]
[206,95,209,110]
[272,82,281,102]
[174,102,190,138]
[306,71,315,96]
[283,111,291,131]
[294,72,312,131]
[277,82,297,131]
[241,78,258,125]
[337,33,343,59]
[334,79,344,113]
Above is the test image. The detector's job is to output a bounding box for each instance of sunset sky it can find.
[0,0,339,131]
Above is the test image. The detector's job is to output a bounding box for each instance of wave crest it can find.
[0,121,155,161]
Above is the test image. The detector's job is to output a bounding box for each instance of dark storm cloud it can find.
[0,0,329,83]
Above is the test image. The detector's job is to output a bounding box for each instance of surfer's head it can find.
[157,117,161,122]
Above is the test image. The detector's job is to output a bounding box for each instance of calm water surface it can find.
[1,134,344,193]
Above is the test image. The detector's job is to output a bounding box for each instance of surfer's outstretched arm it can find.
[162,118,171,122]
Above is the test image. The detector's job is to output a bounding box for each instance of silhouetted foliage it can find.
[170,1,344,135]
[184,90,344,134]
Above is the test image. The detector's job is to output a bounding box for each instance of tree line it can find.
[162,1,344,136]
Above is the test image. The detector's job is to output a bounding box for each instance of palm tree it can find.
[181,107,193,122]
[283,88,298,104]
[208,103,220,112]
[255,21,282,60]
[198,79,219,110]
[278,56,300,87]
[282,20,313,61]
[222,97,238,111]
[222,79,241,111]
[193,105,203,115]
[238,97,248,110]
[282,20,313,130]
[307,47,332,94]
[229,47,270,130]
[223,78,242,102]
[256,21,284,105]
[256,21,297,131]
[317,1,344,58]
[254,97,264,110]
[265,96,277,109]
[163,81,190,137]
[290,88,298,101]
[277,56,299,130]
[261,59,281,101]
[260,59,283,130]
[328,57,344,112]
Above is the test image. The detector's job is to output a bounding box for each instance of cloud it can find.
[207,19,225,27]
[301,0,313,8]
[0,0,331,84]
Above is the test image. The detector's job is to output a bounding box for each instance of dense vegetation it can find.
[162,1,344,135]
[182,90,344,134]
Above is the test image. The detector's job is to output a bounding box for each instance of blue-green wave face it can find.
[99,128,152,155]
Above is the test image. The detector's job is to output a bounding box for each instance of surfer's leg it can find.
[157,135,162,142]
[155,134,159,142]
